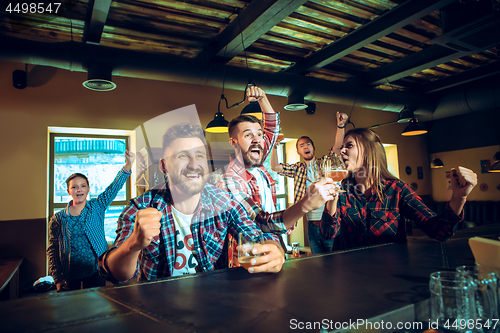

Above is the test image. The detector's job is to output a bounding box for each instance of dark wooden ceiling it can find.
[1,0,499,95]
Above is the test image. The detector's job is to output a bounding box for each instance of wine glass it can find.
[238,231,265,270]
[322,153,348,182]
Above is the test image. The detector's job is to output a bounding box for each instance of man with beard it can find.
[99,122,286,283]
[217,86,337,267]
[270,112,348,254]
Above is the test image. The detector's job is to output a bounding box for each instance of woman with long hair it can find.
[321,128,477,250]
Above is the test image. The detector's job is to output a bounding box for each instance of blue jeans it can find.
[308,222,334,255]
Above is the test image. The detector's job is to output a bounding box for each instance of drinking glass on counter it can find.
[238,231,264,270]
[429,271,476,333]
[292,242,300,258]
[456,265,499,332]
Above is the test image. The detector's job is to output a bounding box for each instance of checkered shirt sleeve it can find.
[217,175,288,234]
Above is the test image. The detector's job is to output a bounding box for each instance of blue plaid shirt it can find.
[100,182,280,282]
[48,168,131,283]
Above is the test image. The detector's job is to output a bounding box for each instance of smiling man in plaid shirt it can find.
[217,86,337,267]
[99,122,285,283]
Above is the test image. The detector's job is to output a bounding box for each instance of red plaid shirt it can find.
[321,178,464,250]
[218,156,288,232]
[216,112,290,267]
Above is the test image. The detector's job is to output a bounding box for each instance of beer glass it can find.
[238,231,265,270]
[456,265,499,332]
[430,271,476,333]
[321,153,348,182]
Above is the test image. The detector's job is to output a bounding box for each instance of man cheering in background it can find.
[217,86,337,267]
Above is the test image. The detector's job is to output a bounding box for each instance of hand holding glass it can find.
[238,232,265,270]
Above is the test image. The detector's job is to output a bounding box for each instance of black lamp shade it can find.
[284,91,307,111]
[241,101,262,119]
[489,151,500,172]
[397,107,414,123]
[401,118,427,136]
[83,64,116,91]
[206,112,229,133]
[431,158,444,168]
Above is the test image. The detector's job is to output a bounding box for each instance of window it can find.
[383,143,400,178]
[263,144,289,248]
[263,144,287,210]
[49,132,132,243]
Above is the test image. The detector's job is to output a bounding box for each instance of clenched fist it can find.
[130,208,162,252]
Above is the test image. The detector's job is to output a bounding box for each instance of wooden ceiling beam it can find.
[285,0,456,74]
[356,44,485,87]
[83,0,113,45]
[196,0,307,62]
[420,61,500,94]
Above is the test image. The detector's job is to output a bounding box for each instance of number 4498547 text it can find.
[444,319,498,331]
[5,2,62,14]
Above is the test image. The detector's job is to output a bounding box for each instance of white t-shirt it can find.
[248,168,276,214]
[305,160,325,221]
[171,206,199,277]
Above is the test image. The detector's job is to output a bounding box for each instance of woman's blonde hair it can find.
[343,128,396,200]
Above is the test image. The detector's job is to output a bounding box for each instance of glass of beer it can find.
[238,231,265,270]
[322,154,348,182]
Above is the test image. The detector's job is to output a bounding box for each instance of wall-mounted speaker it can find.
[305,102,316,115]
[13,70,27,89]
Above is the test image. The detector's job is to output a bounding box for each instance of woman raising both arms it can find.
[321,128,477,250]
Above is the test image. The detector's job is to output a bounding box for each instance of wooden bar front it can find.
[1,225,499,333]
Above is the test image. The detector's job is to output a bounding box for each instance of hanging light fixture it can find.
[370,106,414,129]
[206,111,229,133]
[241,101,262,119]
[82,63,116,91]
[397,106,414,123]
[401,118,427,136]
[284,91,307,111]
[431,156,444,168]
[206,13,255,132]
[489,151,500,172]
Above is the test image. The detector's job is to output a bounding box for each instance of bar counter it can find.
[2,224,499,333]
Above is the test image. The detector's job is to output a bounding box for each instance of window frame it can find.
[274,143,288,211]
[48,132,132,219]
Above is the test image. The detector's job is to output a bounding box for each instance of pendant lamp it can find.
[241,101,262,119]
[206,111,229,133]
[401,118,427,136]
[431,157,444,168]
[489,151,500,172]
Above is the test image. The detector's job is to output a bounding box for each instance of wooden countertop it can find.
[1,225,499,332]
[0,258,23,294]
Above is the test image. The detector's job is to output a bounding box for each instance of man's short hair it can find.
[228,115,262,138]
[296,136,315,150]
[66,173,89,188]
[162,123,206,152]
